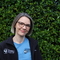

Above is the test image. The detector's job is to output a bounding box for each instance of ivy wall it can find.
[0,0,60,60]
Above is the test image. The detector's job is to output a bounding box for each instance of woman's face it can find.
[15,16,31,37]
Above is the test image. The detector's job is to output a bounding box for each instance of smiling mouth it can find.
[21,30,27,33]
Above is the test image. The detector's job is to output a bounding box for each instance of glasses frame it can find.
[17,21,31,28]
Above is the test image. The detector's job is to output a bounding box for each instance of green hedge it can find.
[0,0,60,60]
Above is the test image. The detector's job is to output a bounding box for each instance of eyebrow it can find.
[18,21,30,25]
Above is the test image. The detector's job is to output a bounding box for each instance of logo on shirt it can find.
[3,48,15,54]
[24,49,30,54]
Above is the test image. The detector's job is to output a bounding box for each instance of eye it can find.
[18,22,24,25]
[26,24,31,27]
[17,21,31,28]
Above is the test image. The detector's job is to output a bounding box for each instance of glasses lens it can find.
[18,22,30,28]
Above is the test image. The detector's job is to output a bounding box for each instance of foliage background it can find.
[0,0,60,60]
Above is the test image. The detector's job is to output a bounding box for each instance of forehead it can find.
[18,16,30,24]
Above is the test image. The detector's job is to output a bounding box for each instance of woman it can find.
[0,13,42,60]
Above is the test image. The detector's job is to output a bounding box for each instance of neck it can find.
[13,34,25,44]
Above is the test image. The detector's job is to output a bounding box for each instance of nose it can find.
[22,25,27,29]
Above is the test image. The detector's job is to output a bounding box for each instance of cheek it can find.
[15,24,20,29]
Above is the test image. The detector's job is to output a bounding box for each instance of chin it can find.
[18,34,26,37]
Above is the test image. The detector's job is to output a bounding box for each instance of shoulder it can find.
[0,40,6,50]
[26,36,38,45]
[0,39,7,47]
[0,40,6,45]
[0,35,14,47]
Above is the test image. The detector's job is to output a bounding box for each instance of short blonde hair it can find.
[11,13,34,36]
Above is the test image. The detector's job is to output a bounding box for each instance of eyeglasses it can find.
[17,21,31,28]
